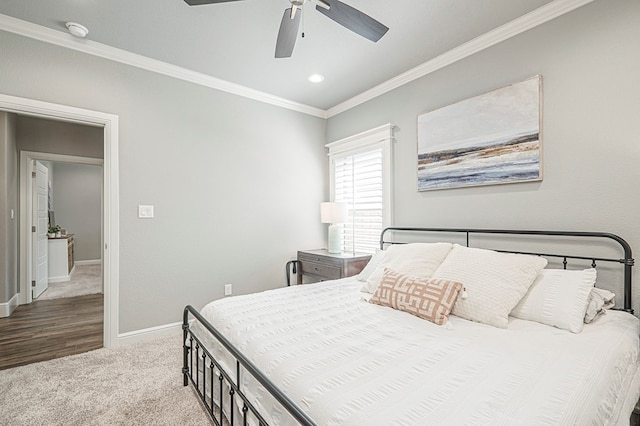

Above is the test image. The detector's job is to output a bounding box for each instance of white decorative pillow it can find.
[361,243,453,294]
[584,287,615,324]
[511,269,596,333]
[431,244,547,328]
[356,249,386,282]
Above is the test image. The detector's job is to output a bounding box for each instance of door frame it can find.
[22,152,104,297]
[1,93,119,349]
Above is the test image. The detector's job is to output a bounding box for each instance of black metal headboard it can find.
[380,227,635,314]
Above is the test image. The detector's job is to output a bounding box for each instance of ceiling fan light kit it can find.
[184,0,388,58]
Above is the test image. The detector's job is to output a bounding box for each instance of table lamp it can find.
[320,202,348,254]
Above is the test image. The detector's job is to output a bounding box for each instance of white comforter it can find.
[194,277,640,426]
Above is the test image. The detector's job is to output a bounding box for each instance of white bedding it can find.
[193,277,640,426]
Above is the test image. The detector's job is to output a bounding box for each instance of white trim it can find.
[2,93,120,349]
[75,259,102,266]
[20,151,101,297]
[327,124,395,244]
[23,152,103,165]
[0,14,326,119]
[1,0,591,118]
[20,152,101,305]
[30,151,104,166]
[326,123,394,155]
[326,0,595,117]
[116,322,182,347]
[0,293,19,318]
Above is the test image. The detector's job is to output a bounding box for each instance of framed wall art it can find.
[417,75,542,191]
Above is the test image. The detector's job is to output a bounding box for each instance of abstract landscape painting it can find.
[417,76,542,191]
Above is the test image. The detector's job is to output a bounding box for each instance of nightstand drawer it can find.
[298,260,341,280]
[296,249,371,285]
[298,252,341,267]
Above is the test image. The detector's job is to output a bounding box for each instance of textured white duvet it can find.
[194,277,640,426]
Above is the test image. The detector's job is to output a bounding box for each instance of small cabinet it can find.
[48,235,74,283]
[297,249,371,284]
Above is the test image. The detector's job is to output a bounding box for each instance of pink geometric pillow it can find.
[370,268,464,325]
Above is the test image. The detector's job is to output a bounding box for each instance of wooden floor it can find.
[0,293,103,370]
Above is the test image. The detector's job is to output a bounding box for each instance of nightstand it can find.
[297,249,371,284]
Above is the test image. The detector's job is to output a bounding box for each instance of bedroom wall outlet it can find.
[224,284,232,296]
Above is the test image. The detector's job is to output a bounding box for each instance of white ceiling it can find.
[1,0,578,114]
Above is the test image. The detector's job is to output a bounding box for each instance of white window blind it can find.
[334,149,383,254]
[327,124,393,255]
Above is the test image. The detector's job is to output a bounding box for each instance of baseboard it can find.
[0,293,19,318]
[75,259,102,266]
[48,275,71,283]
[117,321,182,347]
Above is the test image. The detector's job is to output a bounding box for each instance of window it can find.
[327,124,393,254]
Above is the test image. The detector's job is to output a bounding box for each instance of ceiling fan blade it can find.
[183,0,245,6]
[275,8,301,58]
[311,0,330,10]
[315,0,388,42]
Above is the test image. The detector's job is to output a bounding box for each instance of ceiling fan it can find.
[183,0,389,58]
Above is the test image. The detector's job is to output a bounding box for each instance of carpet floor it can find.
[0,333,212,425]
[38,264,102,301]
[38,264,103,301]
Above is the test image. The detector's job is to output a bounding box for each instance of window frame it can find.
[326,123,394,253]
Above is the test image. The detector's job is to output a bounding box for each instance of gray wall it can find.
[16,116,104,159]
[6,0,633,330]
[0,112,18,303]
[0,31,327,332]
[15,116,104,263]
[327,0,640,311]
[51,162,102,262]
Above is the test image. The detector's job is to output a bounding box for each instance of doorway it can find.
[25,154,104,302]
[0,93,119,349]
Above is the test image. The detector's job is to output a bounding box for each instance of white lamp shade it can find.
[320,202,348,224]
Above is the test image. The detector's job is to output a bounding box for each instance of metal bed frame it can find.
[183,227,635,425]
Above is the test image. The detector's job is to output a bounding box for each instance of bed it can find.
[183,227,640,425]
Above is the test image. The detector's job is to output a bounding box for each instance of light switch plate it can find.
[138,205,154,218]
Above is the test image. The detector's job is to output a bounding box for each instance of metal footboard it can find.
[183,305,317,426]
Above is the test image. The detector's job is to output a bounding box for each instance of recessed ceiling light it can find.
[65,22,89,38]
[308,74,325,83]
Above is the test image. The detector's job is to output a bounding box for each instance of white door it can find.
[32,160,49,299]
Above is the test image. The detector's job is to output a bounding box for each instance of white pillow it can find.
[361,243,453,294]
[511,269,596,333]
[356,249,386,282]
[584,287,615,324]
[432,244,547,328]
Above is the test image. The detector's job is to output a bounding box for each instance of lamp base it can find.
[327,224,342,254]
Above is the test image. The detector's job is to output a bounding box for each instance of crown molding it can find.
[326,0,595,118]
[0,0,592,120]
[0,14,327,119]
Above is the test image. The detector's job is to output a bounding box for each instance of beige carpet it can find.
[38,264,102,301]
[0,333,212,425]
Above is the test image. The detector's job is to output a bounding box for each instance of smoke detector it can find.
[65,22,89,38]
